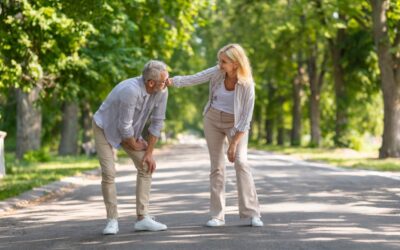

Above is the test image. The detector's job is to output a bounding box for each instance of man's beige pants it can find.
[204,108,261,221]
[93,120,151,219]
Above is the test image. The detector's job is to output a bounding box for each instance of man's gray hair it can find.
[142,60,167,83]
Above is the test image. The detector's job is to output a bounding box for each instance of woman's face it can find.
[218,53,237,75]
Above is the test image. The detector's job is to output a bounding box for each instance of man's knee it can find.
[137,167,152,178]
[102,173,115,183]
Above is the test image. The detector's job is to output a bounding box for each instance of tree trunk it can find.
[0,131,7,178]
[257,104,263,141]
[371,0,400,158]
[58,102,79,156]
[277,96,285,146]
[291,52,304,146]
[81,101,93,144]
[16,87,42,159]
[265,82,276,144]
[251,103,261,142]
[307,44,321,147]
[329,15,348,147]
[265,118,274,145]
[249,122,254,142]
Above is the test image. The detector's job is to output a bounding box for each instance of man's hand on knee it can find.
[142,152,156,174]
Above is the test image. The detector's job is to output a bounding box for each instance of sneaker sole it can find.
[134,227,167,232]
[206,223,225,227]
[103,230,119,235]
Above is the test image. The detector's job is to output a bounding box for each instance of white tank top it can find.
[211,82,235,114]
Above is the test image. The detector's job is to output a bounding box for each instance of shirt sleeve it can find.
[235,84,255,132]
[148,88,168,137]
[172,66,219,88]
[117,88,139,139]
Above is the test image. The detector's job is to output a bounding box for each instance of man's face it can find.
[146,70,169,94]
[153,71,169,92]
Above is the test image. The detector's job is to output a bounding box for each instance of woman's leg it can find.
[204,112,227,221]
[227,131,261,218]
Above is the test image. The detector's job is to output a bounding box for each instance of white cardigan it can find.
[172,66,255,135]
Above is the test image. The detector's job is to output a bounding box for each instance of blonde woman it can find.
[169,44,263,227]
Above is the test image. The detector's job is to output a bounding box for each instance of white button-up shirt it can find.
[93,76,168,148]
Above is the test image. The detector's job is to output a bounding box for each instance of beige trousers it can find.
[204,108,261,220]
[93,120,152,219]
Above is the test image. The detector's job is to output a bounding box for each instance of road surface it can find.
[1,142,399,249]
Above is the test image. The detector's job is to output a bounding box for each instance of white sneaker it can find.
[206,218,225,227]
[103,219,119,235]
[251,217,264,227]
[134,216,167,231]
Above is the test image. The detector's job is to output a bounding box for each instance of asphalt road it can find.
[1,142,399,250]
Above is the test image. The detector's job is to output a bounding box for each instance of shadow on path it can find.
[0,143,399,249]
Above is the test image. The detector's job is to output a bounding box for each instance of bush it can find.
[23,148,51,163]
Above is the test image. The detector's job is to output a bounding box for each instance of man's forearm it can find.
[122,137,137,148]
[145,133,158,155]
[121,136,147,151]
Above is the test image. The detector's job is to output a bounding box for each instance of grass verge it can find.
[250,143,400,172]
[0,153,99,201]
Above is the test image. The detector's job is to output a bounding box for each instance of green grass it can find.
[0,153,99,201]
[250,143,400,172]
[0,140,168,201]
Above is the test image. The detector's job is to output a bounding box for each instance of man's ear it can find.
[147,80,155,88]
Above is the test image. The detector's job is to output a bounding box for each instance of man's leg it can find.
[93,121,118,219]
[122,145,167,231]
[93,120,119,234]
[121,147,151,217]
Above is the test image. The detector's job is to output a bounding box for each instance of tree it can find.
[370,0,400,158]
[0,0,93,159]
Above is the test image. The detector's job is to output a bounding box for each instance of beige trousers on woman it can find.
[204,107,261,221]
[93,120,152,219]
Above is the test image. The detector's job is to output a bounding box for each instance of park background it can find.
[0,0,400,200]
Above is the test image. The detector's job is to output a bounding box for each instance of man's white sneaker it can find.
[134,216,167,231]
[103,219,119,235]
[251,217,264,227]
[206,218,225,227]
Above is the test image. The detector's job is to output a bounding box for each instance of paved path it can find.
[1,143,400,250]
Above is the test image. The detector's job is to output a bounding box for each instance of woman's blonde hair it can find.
[218,43,253,85]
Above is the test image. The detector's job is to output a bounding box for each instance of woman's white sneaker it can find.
[206,218,225,227]
[103,219,119,235]
[134,216,167,231]
[251,217,264,227]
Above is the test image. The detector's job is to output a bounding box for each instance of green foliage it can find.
[0,0,94,92]
[0,0,211,151]
[22,148,51,163]
[0,0,394,163]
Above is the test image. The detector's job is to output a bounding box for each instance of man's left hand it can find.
[142,152,156,173]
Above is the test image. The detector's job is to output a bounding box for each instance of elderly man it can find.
[92,60,169,235]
